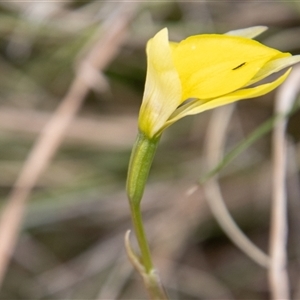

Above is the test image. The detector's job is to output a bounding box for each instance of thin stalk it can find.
[126,132,167,299]
[129,201,153,272]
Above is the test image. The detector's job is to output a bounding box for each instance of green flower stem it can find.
[129,201,153,272]
[127,132,160,207]
[126,132,160,272]
[126,132,167,299]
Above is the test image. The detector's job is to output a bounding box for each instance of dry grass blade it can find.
[202,104,270,268]
[0,2,139,286]
[269,65,300,299]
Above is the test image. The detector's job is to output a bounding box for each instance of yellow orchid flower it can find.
[139,27,300,139]
[125,28,300,297]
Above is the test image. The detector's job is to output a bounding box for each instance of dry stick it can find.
[202,104,270,268]
[286,142,300,300]
[0,3,138,286]
[269,66,300,299]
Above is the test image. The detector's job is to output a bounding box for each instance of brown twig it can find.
[0,2,138,286]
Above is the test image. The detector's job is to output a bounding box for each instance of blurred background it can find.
[0,1,300,299]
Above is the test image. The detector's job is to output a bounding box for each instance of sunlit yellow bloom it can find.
[139,27,300,139]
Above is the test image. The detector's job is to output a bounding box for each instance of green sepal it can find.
[126,132,160,207]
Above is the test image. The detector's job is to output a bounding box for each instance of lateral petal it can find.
[246,54,300,86]
[163,69,291,131]
[138,28,182,138]
[226,26,268,39]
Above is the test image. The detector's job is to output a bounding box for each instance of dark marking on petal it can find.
[232,62,246,70]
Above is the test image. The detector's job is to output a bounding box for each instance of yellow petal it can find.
[163,69,291,131]
[169,41,178,51]
[172,35,282,100]
[226,26,268,38]
[138,28,181,138]
[246,54,300,86]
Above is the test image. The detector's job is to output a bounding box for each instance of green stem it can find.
[129,201,153,272]
[126,132,168,299]
[127,132,160,207]
[126,132,160,272]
